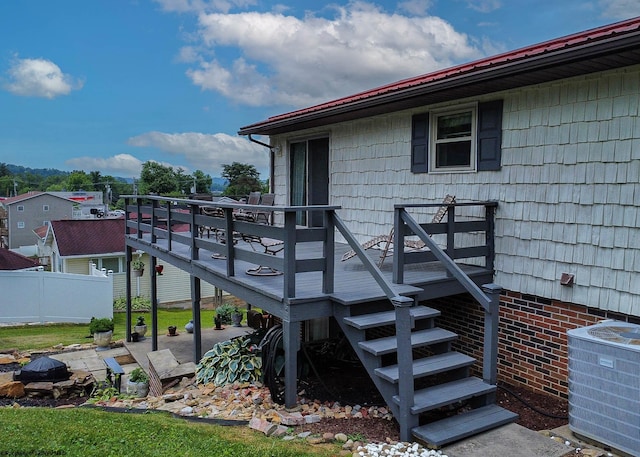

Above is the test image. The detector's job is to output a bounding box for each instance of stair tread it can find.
[412,404,518,447]
[392,377,496,413]
[343,306,440,330]
[359,328,457,356]
[375,352,475,383]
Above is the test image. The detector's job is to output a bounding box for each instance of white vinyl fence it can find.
[0,268,113,324]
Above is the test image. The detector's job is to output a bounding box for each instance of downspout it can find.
[248,134,275,193]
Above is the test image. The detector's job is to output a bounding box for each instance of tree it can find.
[139,162,178,195]
[221,162,262,197]
[66,170,94,191]
[193,170,212,194]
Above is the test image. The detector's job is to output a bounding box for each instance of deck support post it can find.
[125,246,133,343]
[191,276,202,362]
[482,283,502,391]
[282,319,300,408]
[151,255,158,352]
[393,295,416,442]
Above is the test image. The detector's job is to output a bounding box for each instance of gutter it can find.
[248,134,276,194]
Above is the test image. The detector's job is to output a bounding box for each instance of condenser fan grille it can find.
[587,326,640,345]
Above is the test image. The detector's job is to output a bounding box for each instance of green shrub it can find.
[89,317,114,334]
[214,303,241,325]
[129,367,149,383]
[196,336,261,386]
[113,296,151,311]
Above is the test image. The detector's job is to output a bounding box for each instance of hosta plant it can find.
[196,336,262,386]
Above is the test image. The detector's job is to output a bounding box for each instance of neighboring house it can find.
[238,16,640,401]
[0,192,76,250]
[0,248,40,271]
[37,218,219,304]
[0,191,111,251]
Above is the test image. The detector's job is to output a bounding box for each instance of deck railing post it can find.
[482,283,502,390]
[151,199,158,244]
[393,294,415,442]
[283,211,297,299]
[125,246,132,343]
[189,203,199,261]
[166,200,173,251]
[485,204,496,271]
[393,207,404,284]
[323,210,335,294]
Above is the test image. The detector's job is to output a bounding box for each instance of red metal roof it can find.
[50,219,125,256]
[239,16,640,134]
[0,249,39,270]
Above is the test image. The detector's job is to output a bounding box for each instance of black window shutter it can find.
[477,100,503,171]
[411,113,429,173]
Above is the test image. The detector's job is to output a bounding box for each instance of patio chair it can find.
[242,234,284,276]
[341,195,455,267]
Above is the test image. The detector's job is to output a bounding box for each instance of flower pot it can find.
[126,379,149,398]
[168,325,177,336]
[131,332,140,342]
[133,268,144,277]
[214,315,223,330]
[133,324,147,338]
[93,330,113,351]
[231,312,242,327]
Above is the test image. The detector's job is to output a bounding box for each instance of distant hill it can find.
[7,164,69,178]
[5,163,227,190]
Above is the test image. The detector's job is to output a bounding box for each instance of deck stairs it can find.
[333,301,517,447]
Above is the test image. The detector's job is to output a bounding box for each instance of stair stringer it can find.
[331,304,403,420]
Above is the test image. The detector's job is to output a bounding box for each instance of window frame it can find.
[43,205,50,212]
[17,221,25,229]
[411,99,503,174]
[17,205,24,212]
[429,104,477,173]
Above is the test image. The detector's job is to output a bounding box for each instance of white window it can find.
[17,205,24,212]
[43,205,50,211]
[91,257,123,273]
[17,221,25,229]
[429,105,477,172]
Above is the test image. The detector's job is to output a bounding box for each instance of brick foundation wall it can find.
[429,291,640,400]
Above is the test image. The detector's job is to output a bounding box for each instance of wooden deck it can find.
[124,196,496,323]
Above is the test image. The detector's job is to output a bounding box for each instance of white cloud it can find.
[399,0,433,16]
[599,0,640,18]
[465,0,501,13]
[127,131,269,176]
[154,0,256,14]
[4,57,83,99]
[66,154,145,177]
[183,3,483,107]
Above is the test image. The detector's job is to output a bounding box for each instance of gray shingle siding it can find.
[271,64,640,315]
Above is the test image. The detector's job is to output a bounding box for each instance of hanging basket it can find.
[133,268,144,277]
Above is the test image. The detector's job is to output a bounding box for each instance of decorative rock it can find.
[297,431,312,439]
[270,425,289,438]
[277,411,304,425]
[180,406,194,415]
[322,432,334,441]
[0,381,25,398]
[249,417,278,436]
[24,382,53,396]
[335,433,348,442]
[307,437,324,445]
[304,414,321,424]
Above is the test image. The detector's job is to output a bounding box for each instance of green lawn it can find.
[0,408,338,457]
[0,309,224,351]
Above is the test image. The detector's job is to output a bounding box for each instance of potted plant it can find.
[89,317,115,351]
[126,367,149,397]
[231,307,243,327]
[132,258,145,277]
[133,315,147,338]
[168,325,177,336]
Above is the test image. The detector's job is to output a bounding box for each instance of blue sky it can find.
[1,0,638,181]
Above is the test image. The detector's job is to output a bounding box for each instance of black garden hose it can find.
[498,383,568,420]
